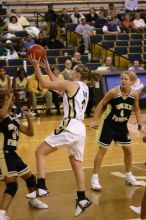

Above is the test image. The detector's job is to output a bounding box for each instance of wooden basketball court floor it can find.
[1,112,146,220]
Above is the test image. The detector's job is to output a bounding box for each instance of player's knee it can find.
[25,174,36,188]
[5,182,18,197]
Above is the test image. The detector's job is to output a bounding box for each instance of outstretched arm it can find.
[19,107,34,136]
[134,92,141,128]
[28,55,77,93]
[90,88,116,127]
[40,58,58,81]
[139,86,146,98]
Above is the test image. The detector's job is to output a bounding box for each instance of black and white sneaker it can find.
[74,198,92,217]
[26,188,49,199]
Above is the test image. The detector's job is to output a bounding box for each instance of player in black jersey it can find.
[90,71,142,191]
[0,91,48,220]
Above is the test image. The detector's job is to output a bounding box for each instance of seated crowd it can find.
[0,2,146,119]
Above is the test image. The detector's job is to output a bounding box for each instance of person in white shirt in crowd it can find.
[133,12,146,32]
[4,40,19,59]
[15,8,30,27]
[75,17,95,54]
[61,59,73,80]
[124,0,138,12]
[128,60,144,72]
[70,7,85,24]
[128,60,144,93]
[7,15,23,32]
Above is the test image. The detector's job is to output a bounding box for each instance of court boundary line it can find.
[33,161,145,174]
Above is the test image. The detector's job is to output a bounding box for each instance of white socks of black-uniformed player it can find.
[91,174,102,191]
[0,210,9,220]
[125,172,141,186]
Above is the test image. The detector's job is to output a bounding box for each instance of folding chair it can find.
[46,49,60,57]
[8,59,24,66]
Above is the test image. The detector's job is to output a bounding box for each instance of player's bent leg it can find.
[69,156,92,217]
[122,145,141,186]
[26,142,56,199]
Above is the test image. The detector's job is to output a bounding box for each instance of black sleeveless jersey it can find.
[103,86,135,125]
[0,115,20,151]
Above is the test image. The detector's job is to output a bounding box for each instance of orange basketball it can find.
[27,44,45,61]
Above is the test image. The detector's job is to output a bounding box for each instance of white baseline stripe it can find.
[33,162,144,174]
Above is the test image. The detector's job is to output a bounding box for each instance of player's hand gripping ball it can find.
[27,44,45,61]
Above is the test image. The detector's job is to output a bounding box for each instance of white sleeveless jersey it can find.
[63,81,89,120]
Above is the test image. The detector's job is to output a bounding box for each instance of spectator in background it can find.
[122,14,134,33]
[124,0,138,12]
[51,66,64,115]
[128,60,144,93]
[61,59,73,80]
[0,67,11,96]
[133,12,146,32]
[44,4,57,37]
[110,10,121,27]
[108,3,116,14]
[35,31,48,49]
[12,67,33,118]
[101,56,116,71]
[128,60,144,72]
[47,36,65,49]
[85,7,98,24]
[27,73,52,116]
[7,15,23,32]
[70,7,84,24]
[4,40,19,59]
[57,8,71,35]
[24,34,35,49]
[102,17,121,34]
[15,39,27,58]
[95,11,107,28]
[15,8,30,27]
[75,17,94,54]
[72,52,82,67]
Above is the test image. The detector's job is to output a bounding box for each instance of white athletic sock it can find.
[92,174,99,179]
[125,171,132,176]
[0,210,6,216]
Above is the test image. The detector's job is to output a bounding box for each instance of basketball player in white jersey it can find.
[25,55,99,217]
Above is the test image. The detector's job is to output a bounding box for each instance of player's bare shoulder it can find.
[110,86,119,99]
[131,88,139,99]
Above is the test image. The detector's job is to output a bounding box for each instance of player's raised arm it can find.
[40,58,58,81]
[90,88,116,127]
[0,90,13,121]
[19,107,34,136]
[28,54,77,93]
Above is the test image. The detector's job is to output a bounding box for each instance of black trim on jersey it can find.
[66,86,80,100]
[66,86,80,118]
[54,118,71,135]
[119,86,131,100]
